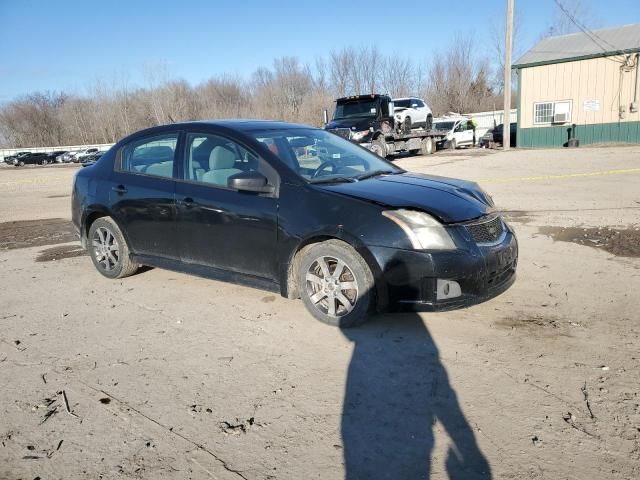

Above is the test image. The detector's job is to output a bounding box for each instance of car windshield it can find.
[333,99,378,119]
[249,128,403,183]
[393,99,411,108]
[434,121,455,131]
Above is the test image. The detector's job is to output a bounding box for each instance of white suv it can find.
[392,97,433,133]
[433,117,476,149]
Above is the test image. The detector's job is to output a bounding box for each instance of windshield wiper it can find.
[309,176,357,185]
[356,169,400,181]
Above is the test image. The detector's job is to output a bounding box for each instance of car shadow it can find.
[340,291,491,478]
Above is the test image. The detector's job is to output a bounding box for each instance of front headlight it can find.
[382,209,456,250]
[351,130,370,141]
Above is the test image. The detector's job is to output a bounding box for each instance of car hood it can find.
[318,172,493,223]
[325,117,374,131]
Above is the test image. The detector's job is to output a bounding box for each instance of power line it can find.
[551,0,627,62]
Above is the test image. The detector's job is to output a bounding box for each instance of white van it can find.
[433,116,476,149]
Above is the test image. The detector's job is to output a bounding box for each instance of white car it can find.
[73,148,99,163]
[392,97,433,133]
[433,117,476,149]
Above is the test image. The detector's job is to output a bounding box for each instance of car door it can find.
[413,99,427,125]
[108,132,181,259]
[174,130,279,280]
[453,121,473,145]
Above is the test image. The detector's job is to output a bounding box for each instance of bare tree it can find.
[543,0,599,38]
[425,37,499,115]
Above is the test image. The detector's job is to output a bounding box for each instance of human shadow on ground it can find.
[340,294,491,479]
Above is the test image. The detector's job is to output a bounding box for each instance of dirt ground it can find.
[1,146,639,480]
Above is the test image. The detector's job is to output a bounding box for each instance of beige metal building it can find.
[513,24,640,147]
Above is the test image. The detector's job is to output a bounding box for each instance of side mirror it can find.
[228,171,274,194]
[411,104,418,108]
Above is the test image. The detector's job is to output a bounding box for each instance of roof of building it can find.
[513,23,640,68]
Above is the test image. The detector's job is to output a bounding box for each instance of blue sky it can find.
[1,0,638,101]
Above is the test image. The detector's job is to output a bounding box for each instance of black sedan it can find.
[72,120,517,327]
[480,123,517,148]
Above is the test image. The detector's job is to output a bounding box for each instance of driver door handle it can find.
[112,185,128,194]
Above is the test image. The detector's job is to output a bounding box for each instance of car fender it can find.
[279,226,386,307]
[81,205,133,250]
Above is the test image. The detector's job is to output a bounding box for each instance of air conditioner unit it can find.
[553,112,569,123]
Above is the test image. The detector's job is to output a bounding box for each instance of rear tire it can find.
[425,114,433,130]
[297,240,374,328]
[421,137,434,155]
[88,217,139,279]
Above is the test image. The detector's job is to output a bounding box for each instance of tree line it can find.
[1,37,513,148]
[0,0,596,148]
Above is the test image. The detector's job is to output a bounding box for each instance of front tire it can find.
[297,240,374,328]
[370,135,386,158]
[449,138,457,150]
[403,116,412,134]
[88,217,139,279]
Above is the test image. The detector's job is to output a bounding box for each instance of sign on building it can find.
[583,99,601,112]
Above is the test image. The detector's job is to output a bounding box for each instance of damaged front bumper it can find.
[369,228,518,312]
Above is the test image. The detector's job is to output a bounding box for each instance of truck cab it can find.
[324,94,395,153]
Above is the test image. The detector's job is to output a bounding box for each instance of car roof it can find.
[186,119,313,131]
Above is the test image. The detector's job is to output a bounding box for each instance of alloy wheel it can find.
[305,256,359,317]
[92,226,120,271]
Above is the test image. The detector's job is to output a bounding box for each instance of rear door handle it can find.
[112,185,127,194]
[179,197,195,207]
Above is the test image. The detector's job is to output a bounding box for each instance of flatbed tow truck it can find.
[324,94,447,158]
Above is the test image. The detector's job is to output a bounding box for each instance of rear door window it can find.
[120,134,179,178]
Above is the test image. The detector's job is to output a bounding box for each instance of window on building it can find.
[534,100,572,124]
[534,102,554,124]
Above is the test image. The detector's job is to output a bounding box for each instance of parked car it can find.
[60,151,80,163]
[480,123,517,148]
[392,97,433,133]
[74,148,99,162]
[51,150,69,163]
[80,151,103,164]
[72,120,517,328]
[433,117,476,149]
[4,151,31,164]
[13,152,52,166]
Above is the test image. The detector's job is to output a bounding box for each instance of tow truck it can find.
[324,94,447,158]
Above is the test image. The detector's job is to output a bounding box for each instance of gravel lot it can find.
[1,146,639,479]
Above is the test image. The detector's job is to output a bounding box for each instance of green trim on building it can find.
[516,69,522,148]
[518,121,640,148]
[512,48,640,70]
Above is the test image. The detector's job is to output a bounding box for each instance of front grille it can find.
[328,128,351,140]
[466,216,505,244]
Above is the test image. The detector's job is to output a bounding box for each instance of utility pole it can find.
[503,0,514,150]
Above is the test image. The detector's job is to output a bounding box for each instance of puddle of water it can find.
[35,244,86,262]
[503,211,534,224]
[0,218,76,250]
[539,226,640,258]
